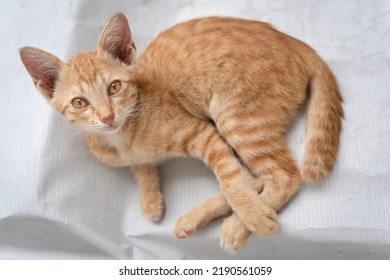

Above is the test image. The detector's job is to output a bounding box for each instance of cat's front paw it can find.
[220,214,252,254]
[238,203,279,236]
[140,192,165,221]
[173,214,204,239]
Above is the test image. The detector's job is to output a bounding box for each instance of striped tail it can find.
[301,60,343,181]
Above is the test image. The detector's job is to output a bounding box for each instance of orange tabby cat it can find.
[20,13,343,253]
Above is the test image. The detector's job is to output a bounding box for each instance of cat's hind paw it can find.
[220,214,252,254]
[173,215,204,239]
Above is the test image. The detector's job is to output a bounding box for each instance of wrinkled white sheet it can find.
[1,0,389,259]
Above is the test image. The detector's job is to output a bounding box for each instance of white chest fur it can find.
[102,132,166,166]
[104,131,127,150]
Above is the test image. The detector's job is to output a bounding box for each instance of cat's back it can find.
[140,17,282,60]
[137,17,313,93]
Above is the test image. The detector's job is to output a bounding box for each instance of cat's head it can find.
[20,13,137,134]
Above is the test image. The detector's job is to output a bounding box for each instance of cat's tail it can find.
[301,59,343,182]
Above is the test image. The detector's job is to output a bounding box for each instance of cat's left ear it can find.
[98,13,136,65]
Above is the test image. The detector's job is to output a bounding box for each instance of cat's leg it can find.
[131,164,164,221]
[173,166,264,239]
[219,137,301,228]
[219,147,301,253]
[174,193,231,239]
[210,97,302,250]
[182,121,278,236]
[220,166,301,253]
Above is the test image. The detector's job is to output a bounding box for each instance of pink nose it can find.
[101,114,115,126]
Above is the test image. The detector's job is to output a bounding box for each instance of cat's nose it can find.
[100,113,115,126]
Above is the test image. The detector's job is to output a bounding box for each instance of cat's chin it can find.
[98,123,123,135]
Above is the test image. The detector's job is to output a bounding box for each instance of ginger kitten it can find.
[20,13,343,253]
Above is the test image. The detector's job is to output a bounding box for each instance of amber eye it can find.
[108,80,122,96]
[71,98,89,109]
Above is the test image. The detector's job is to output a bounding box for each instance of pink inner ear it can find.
[26,59,60,99]
[110,42,136,65]
[34,75,57,99]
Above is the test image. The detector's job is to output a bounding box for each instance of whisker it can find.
[67,123,97,140]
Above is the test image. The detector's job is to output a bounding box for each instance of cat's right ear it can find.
[98,13,136,65]
[19,46,64,100]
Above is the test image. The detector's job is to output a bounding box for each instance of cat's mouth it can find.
[101,124,121,134]
[99,121,124,134]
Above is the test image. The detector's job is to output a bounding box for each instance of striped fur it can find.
[20,13,343,253]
